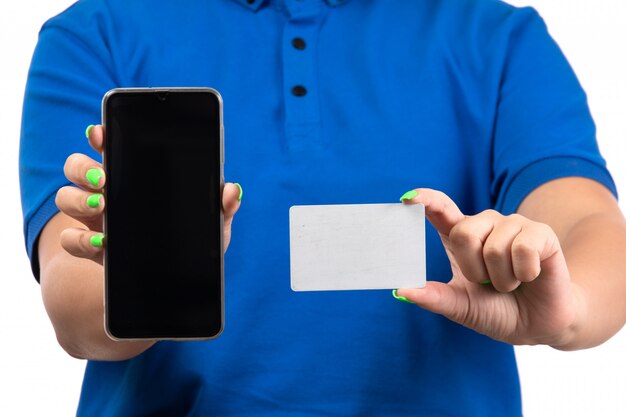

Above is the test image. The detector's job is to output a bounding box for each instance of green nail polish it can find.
[86,168,103,187]
[90,234,104,247]
[400,190,418,202]
[86,193,103,208]
[85,124,95,139]
[480,280,492,285]
[234,183,243,202]
[392,289,415,304]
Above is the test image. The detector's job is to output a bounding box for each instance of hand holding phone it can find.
[55,89,241,344]
[57,127,240,266]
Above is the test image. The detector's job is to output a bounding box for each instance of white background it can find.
[1,1,624,416]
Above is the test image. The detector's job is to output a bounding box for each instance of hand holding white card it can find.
[289,203,426,291]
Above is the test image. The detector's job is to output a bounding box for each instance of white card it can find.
[289,203,426,291]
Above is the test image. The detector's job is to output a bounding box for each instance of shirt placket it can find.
[282,0,328,151]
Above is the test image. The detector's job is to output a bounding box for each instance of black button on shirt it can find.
[292,37,306,50]
[292,85,307,96]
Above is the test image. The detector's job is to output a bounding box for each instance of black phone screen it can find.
[104,89,223,339]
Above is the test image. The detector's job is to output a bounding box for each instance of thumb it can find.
[223,182,242,224]
[395,282,470,322]
[401,188,465,237]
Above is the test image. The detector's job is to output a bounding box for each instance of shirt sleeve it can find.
[490,7,617,214]
[19,1,118,281]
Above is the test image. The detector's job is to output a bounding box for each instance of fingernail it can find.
[86,193,103,208]
[85,124,95,139]
[480,280,492,286]
[86,168,103,187]
[90,234,104,247]
[392,289,415,304]
[400,190,418,202]
[234,183,243,202]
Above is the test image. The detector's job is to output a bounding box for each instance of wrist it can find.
[548,282,589,351]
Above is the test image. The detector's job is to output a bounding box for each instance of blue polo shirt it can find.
[20,0,616,416]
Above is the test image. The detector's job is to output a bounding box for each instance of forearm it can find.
[554,211,626,350]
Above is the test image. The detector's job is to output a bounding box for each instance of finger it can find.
[55,186,104,231]
[448,211,499,284]
[222,182,242,226]
[60,227,105,263]
[482,214,524,293]
[86,124,105,155]
[511,222,558,283]
[400,188,465,236]
[395,282,470,325]
[63,153,105,191]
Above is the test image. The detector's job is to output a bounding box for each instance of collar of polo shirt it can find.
[231,0,351,12]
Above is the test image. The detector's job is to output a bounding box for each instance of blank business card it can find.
[289,203,426,291]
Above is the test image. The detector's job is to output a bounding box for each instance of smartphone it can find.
[102,88,224,340]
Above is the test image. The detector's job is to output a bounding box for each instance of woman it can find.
[20,0,626,415]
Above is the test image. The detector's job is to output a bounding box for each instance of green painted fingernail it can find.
[86,193,103,208]
[90,234,104,247]
[85,124,95,139]
[392,289,415,304]
[86,168,103,187]
[480,280,492,285]
[400,190,418,201]
[234,183,243,201]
